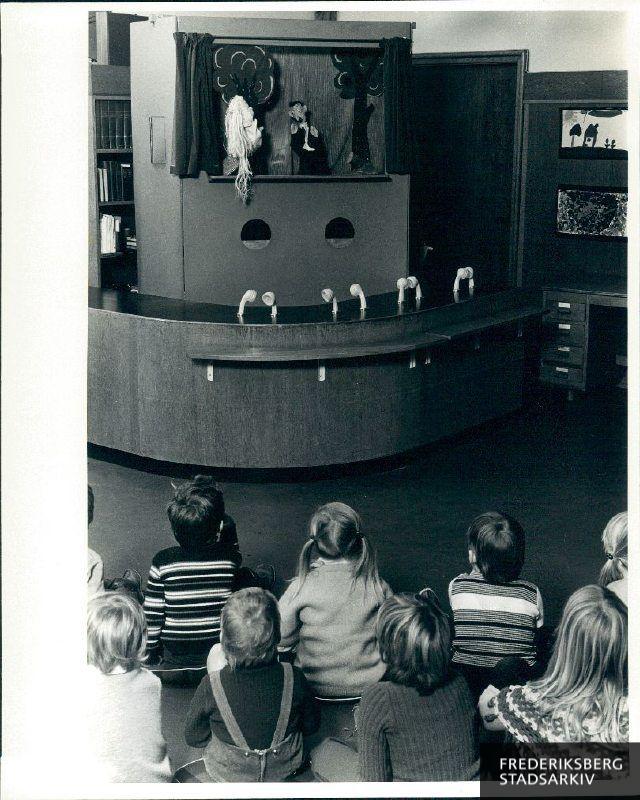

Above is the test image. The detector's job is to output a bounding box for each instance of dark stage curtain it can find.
[382,37,415,174]
[172,33,223,178]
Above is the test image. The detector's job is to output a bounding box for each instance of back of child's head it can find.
[88,484,95,525]
[296,502,383,594]
[467,511,525,583]
[220,587,280,670]
[377,590,451,692]
[599,511,627,586]
[103,569,145,606]
[167,477,225,548]
[533,584,627,740]
[87,591,147,674]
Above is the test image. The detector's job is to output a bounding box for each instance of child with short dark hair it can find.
[448,511,543,698]
[143,479,241,667]
[278,502,392,699]
[185,588,319,782]
[87,592,171,782]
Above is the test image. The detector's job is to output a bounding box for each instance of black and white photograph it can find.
[2,2,638,798]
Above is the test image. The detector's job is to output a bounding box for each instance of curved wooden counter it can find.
[88,286,543,468]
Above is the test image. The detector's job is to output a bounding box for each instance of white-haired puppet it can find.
[214,45,275,204]
[223,95,263,203]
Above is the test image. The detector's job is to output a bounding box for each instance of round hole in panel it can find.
[241,219,271,249]
[325,217,355,248]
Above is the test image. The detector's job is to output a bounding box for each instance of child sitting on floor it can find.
[278,502,392,699]
[184,588,319,782]
[599,511,627,605]
[312,590,479,782]
[448,511,544,698]
[480,584,628,742]
[87,485,104,595]
[143,479,241,668]
[86,592,171,782]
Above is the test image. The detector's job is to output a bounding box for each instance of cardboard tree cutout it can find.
[214,45,275,203]
[331,50,384,173]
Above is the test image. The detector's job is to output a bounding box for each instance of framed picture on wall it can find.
[559,108,628,159]
[556,185,627,240]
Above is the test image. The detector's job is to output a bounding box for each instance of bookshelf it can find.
[89,73,137,290]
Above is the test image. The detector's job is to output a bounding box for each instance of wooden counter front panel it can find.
[89,309,524,467]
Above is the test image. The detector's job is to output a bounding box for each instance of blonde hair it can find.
[221,588,280,670]
[87,592,147,674]
[295,502,385,598]
[599,511,627,587]
[224,95,256,204]
[529,584,627,742]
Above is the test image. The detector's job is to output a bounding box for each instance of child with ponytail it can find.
[599,512,627,605]
[278,502,392,699]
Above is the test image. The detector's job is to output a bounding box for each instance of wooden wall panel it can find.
[182,177,409,306]
[411,52,526,295]
[519,71,627,288]
[89,303,526,468]
[130,17,184,298]
[88,312,139,452]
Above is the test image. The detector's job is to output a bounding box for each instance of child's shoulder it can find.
[507,577,541,594]
[151,545,184,565]
[152,543,238,566]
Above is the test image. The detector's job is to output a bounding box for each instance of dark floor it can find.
[88,388,626,771]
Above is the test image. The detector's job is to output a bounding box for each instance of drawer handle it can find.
[555,366,569,373]
[557,346,571,352]
[558,323,571,330]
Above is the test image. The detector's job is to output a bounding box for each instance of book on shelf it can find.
[97,160,135,202]
[95,99,132,150]
[123,111,131,149]
[100,213,122,255]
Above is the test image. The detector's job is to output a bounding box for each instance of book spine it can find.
[123,110,131,149]
[109,161,116,201]
[100,103,109,151]
[108,101,115,148]
[95,102,103,148]
[121,163,132,201]
[115,108,124,149]
[102,167,108,201]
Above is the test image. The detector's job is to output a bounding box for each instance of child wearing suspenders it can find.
[185,588,319,782]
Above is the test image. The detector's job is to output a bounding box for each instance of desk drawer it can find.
[540,362,584,387]
[541,343,584,366]
[542,318,585,346]
[544,292,587,321]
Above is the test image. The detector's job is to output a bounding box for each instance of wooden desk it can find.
[89,286,543,469]
[540,282,626,392]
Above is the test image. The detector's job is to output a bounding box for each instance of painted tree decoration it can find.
[331,49,384,173]
[213,45,275,107]
[569,123,582,147]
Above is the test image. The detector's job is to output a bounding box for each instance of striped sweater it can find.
[448,569,543,668]
[143,542,241,658]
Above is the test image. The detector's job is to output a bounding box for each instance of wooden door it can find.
[411,52,527,294]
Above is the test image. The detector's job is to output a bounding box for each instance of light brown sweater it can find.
[278,559,391,698]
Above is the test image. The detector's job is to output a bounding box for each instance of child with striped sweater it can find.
[143,480,241,668]
[448,511,544,699]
